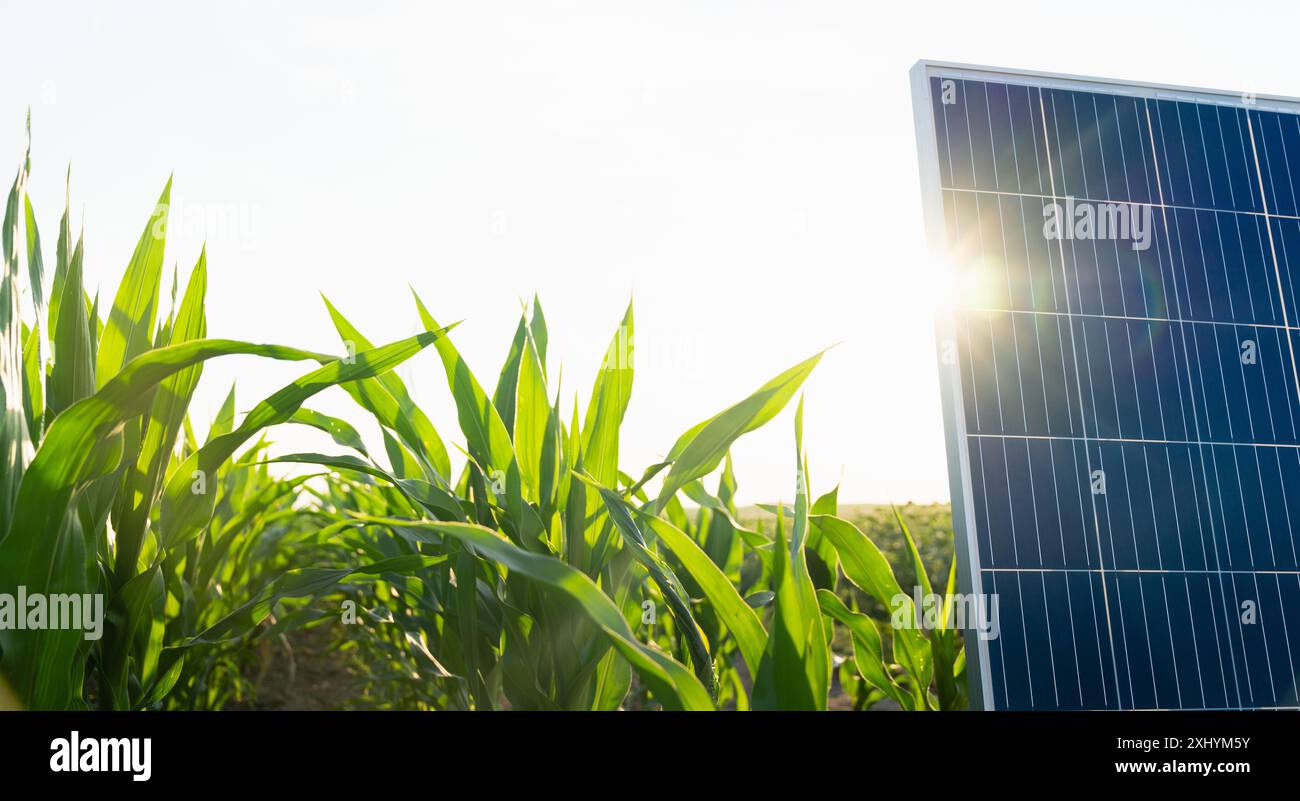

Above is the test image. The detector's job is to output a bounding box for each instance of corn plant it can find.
[0,120,965,711]
[0,124,451,710]
[278,289,967,709]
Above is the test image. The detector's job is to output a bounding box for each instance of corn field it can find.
[0,124,966,711]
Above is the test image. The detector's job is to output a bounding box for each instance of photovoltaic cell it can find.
[913,63,1300,709]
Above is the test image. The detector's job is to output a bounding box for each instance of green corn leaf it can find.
[159,329,451,550]
[0,161,31,534]
[381,428,422,479]
[656,350,823,510]
[100,565,164,709]
[753,509,820,709]
[893,503,933,598]
[46,167,71,341]
[940,553,958,634]
[321,295,450,480]
[289,407,369,456]
[23,195,44,323]
[22,201,46,406]
[817,588,913,709]
[812,513,933,696]
[529,294,548,372]
[46,236,93,423]
[537,383,563,516]
[206,382,236,443]
[513,329,549,501]
[411,288,515,476]
[807,483,841,590]
[21,322,41,443]
[0,506,88,710]
[113,249,207,581]
[564,401,587,571]
[492,312,528,438]
[581,301,633,491]
[634,507,767,675]
[700,453,740,569]
[585,476,716,697]
[933,556,963,710]
[266,451,462,521]
[681,477,768,550]
[87,289,101,361]
[753,398,828,709]
[96,177,171,388]
[137,651,185,710]
[791,397,830,702]
[812,514,906,611]
[351,515,715,711]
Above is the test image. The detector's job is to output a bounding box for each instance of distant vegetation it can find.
[742,503,955,605]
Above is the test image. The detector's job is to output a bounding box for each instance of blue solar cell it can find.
[914,64,1300,709]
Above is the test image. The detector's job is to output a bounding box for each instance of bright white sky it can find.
[2,0,1297,504]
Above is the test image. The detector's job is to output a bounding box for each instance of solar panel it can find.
[911,62,1300,710]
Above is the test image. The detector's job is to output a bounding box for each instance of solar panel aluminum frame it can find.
[909,60,1300,710]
